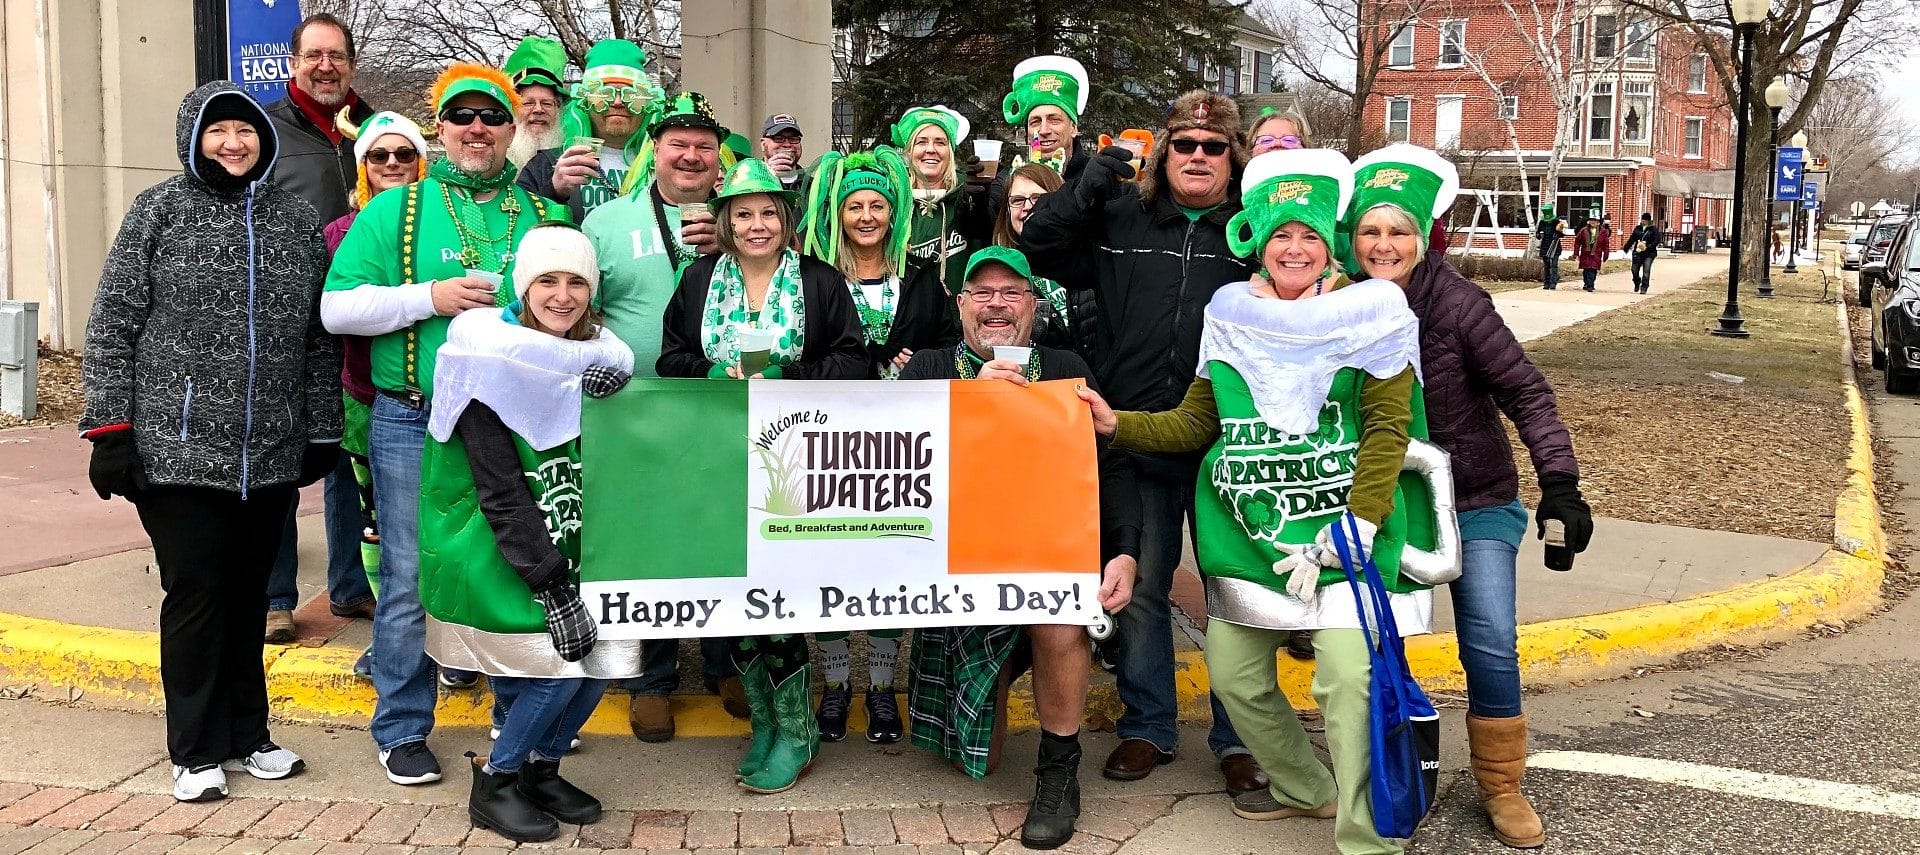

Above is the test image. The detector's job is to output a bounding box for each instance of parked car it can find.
[1843,236,1868,270]
[1859,214,1911,304]
[1870,219,1920,393]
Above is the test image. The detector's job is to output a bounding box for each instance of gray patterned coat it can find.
[81,81,343,495]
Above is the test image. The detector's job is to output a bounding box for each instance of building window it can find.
[1499,95,1519,120]
[1625,19,1653,60]
[1439,20,1466,66]
[1622,81,1651,143]
[1592,14,1617,60]
[1588,82,1613,142]
[1571,21,1585,58]
[1255,51,1274,93]
[1559,177,1606,229]
[1688,55,1707,93]
[1220,56,1239,96]
[1239,48,1255,93]
[1389,24,1415,67]
[1386,97,1411,142]
[1685,116,1704,157]
[1184,48,1199,73]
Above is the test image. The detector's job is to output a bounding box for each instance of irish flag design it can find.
[579,379,1101,640]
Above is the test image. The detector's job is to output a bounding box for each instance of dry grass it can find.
[1512,267,1850,542]
[0,344,84,430]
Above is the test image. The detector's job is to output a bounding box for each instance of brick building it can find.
[1357,2,1737,253]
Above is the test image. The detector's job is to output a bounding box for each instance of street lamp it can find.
[1760,77,1789,297]
[1784,128,1809,274]
[1715,0,1767,338]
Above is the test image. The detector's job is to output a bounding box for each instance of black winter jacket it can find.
[1403,251,1578,512]
[1022,183,1255,412]
[658,252,870,381]
[262,92,372,225]
[82,82,343,495]
[859,258,960,377]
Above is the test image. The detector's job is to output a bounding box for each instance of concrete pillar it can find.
[0,0,194,347]
[681,0,833,158]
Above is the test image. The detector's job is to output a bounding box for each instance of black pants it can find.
[135,484,296,767]
[1632,254,1655,292]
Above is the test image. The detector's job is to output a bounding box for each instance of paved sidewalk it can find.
[1492,249,1730,342]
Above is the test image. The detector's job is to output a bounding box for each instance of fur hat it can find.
[511,224,601,302]
[1163,89,1241,141]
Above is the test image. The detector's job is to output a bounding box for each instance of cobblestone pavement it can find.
[0,781,1195,855]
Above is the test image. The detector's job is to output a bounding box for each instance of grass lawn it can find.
[1515,266,1850,542]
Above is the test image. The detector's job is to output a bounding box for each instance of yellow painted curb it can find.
[0,303,1888,729]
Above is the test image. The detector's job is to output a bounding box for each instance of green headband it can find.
[1226,174,1345,259]
[801,147,913,276]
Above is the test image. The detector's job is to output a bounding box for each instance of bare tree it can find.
[1800,76,1920,213]
[1250,0,1441,159]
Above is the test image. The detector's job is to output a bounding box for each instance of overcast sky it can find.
[1886,53,1920,169]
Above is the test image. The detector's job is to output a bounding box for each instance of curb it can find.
[0,302,1889,728]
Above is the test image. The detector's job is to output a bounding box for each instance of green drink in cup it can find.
[738,328,776,378]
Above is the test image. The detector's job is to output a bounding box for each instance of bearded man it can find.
[505,36,569,167]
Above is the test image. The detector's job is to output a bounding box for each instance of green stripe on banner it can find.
[581,379,749,580]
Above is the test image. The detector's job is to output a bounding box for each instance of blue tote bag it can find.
[1331,512,1440,839]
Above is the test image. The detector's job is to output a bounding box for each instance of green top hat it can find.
[652,91,729,139]
[1225,148,1353,260]
[891,106,969,149]
[713,158,800,208]
[505,36,567,92]
[1002,55,1088,126]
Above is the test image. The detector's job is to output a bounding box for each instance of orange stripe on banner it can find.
[947,379,1101,574]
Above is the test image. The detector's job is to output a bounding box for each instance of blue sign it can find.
[1803,196,1818,211]
[228,0,306,101]
[1775,147,1804,202]
[1803,181,1818,201]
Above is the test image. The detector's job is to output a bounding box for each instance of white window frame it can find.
[1438,19,1467,67]
[1239,47,1256,93]
[1625,19,1654,60]
[1622,81,1652,143]
[1684,116,1704,158]
[1688,54,1707,93]
[1388,24,1415,68]
[1386,97,1412,142]
[1592,14,1618,60]
[1588,82,1614,143]
[1499,95,1520,121]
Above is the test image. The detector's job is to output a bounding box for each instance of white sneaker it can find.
[222,742,306,780]
[171,764,228,802]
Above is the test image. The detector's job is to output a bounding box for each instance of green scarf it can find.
[1034,274,1071,331]
[427,158,526,284]
[428,156,519,194]
[701,249,807,368]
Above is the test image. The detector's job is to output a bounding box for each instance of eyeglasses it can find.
[298,50,352,67]
[1168,138,1231,157]
[1254,134,1303,150]
[440,106,512,127]
[580,84,651,115]
[961,287,1034,303]
[365,147,419,166]
[1006,193,1048,210]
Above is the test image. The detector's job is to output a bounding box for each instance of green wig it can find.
[800,146,914,277]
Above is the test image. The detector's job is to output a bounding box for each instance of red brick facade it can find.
[1356,2,1736,253]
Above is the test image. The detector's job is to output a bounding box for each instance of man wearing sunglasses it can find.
[519,40,662,222]
[324,62,563,789]
[1022,89,1270,799]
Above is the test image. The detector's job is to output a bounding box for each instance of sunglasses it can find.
[580,84,651,115]
[440,106,512,127]
[1168,138,1231,157]
[1255,134,1304,150]
[364,147,419,166]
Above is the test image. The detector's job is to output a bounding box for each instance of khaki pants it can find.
[1206,621,1402,855]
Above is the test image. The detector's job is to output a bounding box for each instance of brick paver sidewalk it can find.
[0,781,1188,855]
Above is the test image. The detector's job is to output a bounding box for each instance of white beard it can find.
[508,122,563,167]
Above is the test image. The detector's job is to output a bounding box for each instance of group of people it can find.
[1535,208,1665,294]
[80,13,1595,855]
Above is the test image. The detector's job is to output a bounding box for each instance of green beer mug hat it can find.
[1345,143,1459,239]
[891,105,970,149]
[1003,55,1089,126]
[1225,148,1354,259]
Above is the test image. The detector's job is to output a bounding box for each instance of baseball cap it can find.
[963,246,1034,285]
[762,113,802,137]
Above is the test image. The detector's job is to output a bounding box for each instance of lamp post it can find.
[1760,77,1788,298]
[1715,0,1767,338]
[1784,128,1808,274]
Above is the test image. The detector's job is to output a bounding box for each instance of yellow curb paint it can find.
[0,320,1888,727]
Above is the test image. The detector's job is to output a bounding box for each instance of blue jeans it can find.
[1451,539,1523,718]
[1581,267,1598,290]
[487,677,608,772]
[1631,254,1654,291]
[1117,452,1245,757]
[264,453,373,612]
[1541,255,1560,288]
[620,637,736,695]
[368,394,437,751]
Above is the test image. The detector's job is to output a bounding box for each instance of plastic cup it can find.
[738,329,777,377]
[681,200,711,219]
[974,139,1003,180]
[568,135,604,155]
[991,345,1032,366]
[464,269,503,292]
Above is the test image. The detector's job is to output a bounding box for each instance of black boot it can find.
[1021,732,1083,850]
[466,752,558,843]
[516,757,602,824]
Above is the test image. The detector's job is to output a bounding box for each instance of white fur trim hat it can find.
[511,225,601,302]
[352,112,429,164]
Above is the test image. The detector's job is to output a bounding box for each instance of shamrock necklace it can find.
[847,276,896,346]
[955,346,1041,381]
[440,185,521,271]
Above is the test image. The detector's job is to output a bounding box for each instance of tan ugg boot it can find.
[1466,714,1545,848]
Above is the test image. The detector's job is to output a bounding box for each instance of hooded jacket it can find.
[81,81,343,495]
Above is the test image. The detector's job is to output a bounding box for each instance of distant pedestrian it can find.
[1629,213,1662,294]
[82,82,342,803]
[1576,217,1610,291]
[1536,207,1567,289]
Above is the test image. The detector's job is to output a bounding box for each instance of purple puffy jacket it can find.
[1403,251,1579,511]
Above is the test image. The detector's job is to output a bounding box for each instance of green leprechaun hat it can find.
[560,39,663,151]
[1003,55,1089,126]
[890,105,970,149]
[504,35,568,92]
[621,90,729,196]
[714,157,800,208]
[1344,143,1459,245]
[1225,148,1354,259]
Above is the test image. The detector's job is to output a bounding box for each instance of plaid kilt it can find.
[906,624,1023,779]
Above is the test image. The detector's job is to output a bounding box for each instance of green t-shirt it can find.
[583,184,686,378]
[325,178,566,396]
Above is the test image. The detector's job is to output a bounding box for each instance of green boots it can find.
[738,663,819,794]
[734,659,776,779]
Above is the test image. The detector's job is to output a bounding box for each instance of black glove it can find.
[87,430,142,501]
[1075,146,1138,208]
[581,364,632,399]
[962,154,990,194]
[535,587,598,662]
[297,442,341,488]
[1535,473,1593,553]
